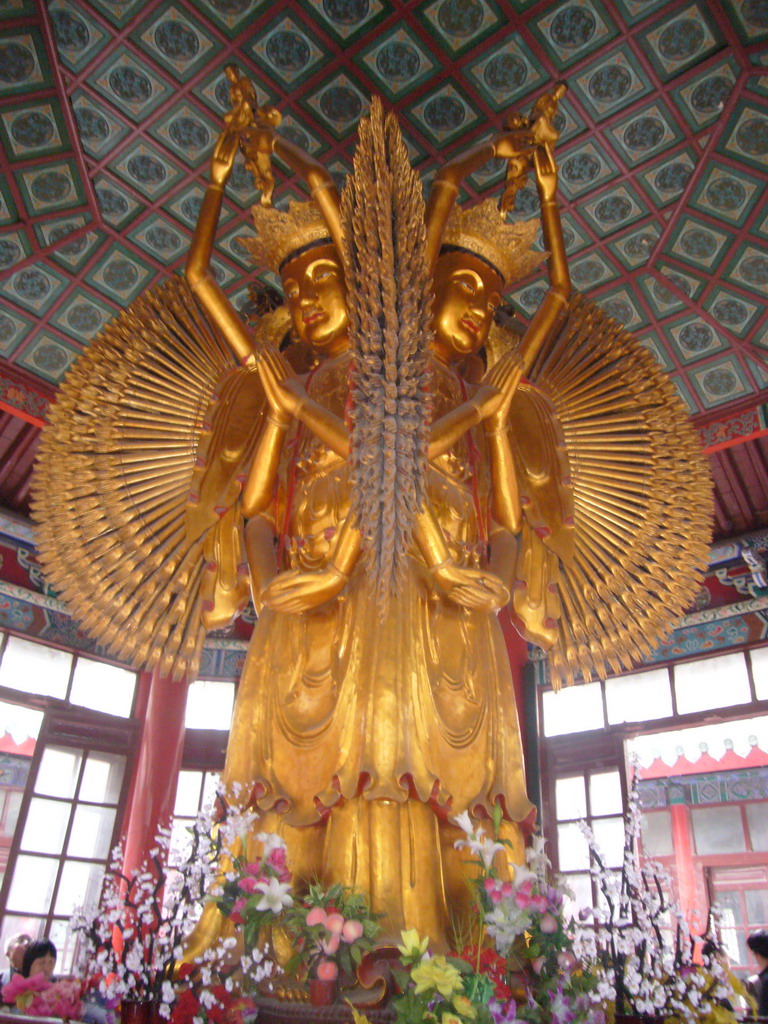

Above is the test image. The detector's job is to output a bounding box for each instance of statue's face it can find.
[432,251,503,363]
[281,244,349,356]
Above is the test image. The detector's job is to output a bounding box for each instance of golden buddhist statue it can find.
[31,82,713,953]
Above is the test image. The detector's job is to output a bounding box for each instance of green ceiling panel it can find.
[416,0,503,58]
[530,0,619,71]
[17,330,81,384]
[131,3,224,83]
[85,243,156,303]
[688,356,754,408]
[48,1,110,74]
[637,3,723,84]
[357,28,439,102]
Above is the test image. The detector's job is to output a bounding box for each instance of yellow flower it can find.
[411,956,463,1000]
[452,995,476,1020]
[398,928,429,959]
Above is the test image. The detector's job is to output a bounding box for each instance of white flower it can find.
[453,810,474,836]
[478,836,506,871]
[257,832,287,855]
[255,876,293,913]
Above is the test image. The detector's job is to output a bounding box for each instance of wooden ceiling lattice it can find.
[0,0,767,531]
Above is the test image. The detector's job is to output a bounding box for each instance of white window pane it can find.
[21,797,70,854]
[674,653,750,715]
[590,771,623,816]
[49,918,78,975]
[542,681,604,737]
[0,700,43,746]
[605,668,672,724]
[69,658,136,719]
[35,746,82,799]
[562,872,593,921]
[185,680,235,730]
[201,772,220,812]
[641,810,674,857]
[691,806,746,855]
[557,821,590,870]
[555,776,587,820]
[80,752,125,805]
[170,816,195,862]
[3,791,23,838]
[746,804,768,852]
[0,636,71,699]
[751,647,768,700]
[592,816,625,868]
[6,854,58,913]
[174,770,202,816]
[67,805,116,860]
[54,860,104,916]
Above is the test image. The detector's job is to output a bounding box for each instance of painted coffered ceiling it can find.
[0,0,767,535]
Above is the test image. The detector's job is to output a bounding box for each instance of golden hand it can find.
[258,346,306,420]
[483,351,524,431]
[261,566,348,613]
[469,351,523,426]
[210,130,240,187]
[432,562,510,612]
[533,146,558,203]
[493,128,534,161]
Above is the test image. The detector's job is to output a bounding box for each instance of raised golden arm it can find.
[185,130,256,366]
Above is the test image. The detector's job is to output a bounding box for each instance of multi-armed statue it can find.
[32,77,712,951]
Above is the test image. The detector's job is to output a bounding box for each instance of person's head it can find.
[432,248,503,364]
[280,242,348,356]
[432,200,542,364]
[243,201,349,357]
[22,939,56,980]
[748,929,768,968]
[702,939,729,970]
[4,933,30,972]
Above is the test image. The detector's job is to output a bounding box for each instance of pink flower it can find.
[539,913,558,934]
[238,876,258,893]
[316,960,338,981]
[306,906,327,927]
[2,972,50,1007]
[341,920,364,943]
[557,952,576,972]
[320,933,340,955]
[325,913,344,935]
[531,956,547,975]
[230,896,247,924]
[268,847,287,872]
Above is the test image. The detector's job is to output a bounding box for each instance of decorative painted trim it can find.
[0,371,51,427]
[679,593,768,627]
[0,579,63,612]
[698,403,768,452]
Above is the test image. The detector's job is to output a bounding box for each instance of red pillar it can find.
[670,803,699,929]
[121,669,188,878]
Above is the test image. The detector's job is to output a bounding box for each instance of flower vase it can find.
[121,998,161,1024]
[308,979,336,1006]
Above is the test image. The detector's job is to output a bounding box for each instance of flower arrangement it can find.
[1,973,84,1019]
[392,929,497,1024]
[451,810,595,1024]
[574,771,743,1024]
[214,828,293,954]
[72,828,184,1005]
[283,881,380,985]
